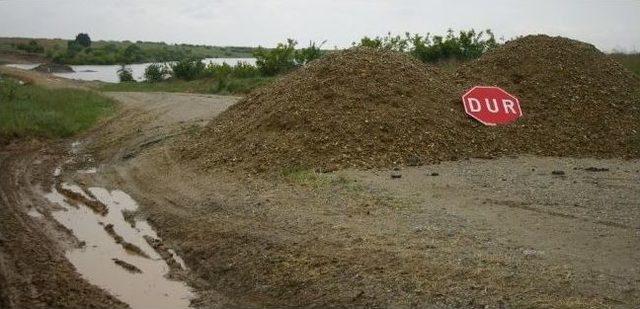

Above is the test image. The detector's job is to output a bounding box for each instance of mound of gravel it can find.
[181,35,640,172]
[182,48,472,171]
[455,35,640,158]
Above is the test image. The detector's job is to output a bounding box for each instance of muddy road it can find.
[1,88,639,308]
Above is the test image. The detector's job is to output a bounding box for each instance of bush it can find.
[254,39,298,76]
[355,29,498,63]
[16,40,44,53]
[170,58,205,80]
[117,65,135,82]
[66,41,84,58]
[253,39,325,76]
[295,41,325,65]
[144,63,168,82]
[202,61,260,79]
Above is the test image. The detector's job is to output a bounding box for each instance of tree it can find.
[75,33,91,48]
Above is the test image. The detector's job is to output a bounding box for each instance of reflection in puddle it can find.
[44,182,193,309]
[61,183,94,200]
[77,167,97,174]
[27,208,44,218]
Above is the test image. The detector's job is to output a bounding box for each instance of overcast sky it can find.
[0,0,638,52]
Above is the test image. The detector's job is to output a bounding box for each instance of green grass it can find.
[0,78,115,141]
[611,53,640,76]
[100,78,215,93]
[281,167,360,190]
[99,76,275,95]
[212,77,275,94]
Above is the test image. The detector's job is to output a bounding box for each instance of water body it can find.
[6,57,256,83]
[44,174,194,309]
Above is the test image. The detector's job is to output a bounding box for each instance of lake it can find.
[6,58,257,83]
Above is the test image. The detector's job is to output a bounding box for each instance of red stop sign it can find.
[462,86,523,126]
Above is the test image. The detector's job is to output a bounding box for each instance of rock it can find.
[551,170,565,175]
[431,172,439,176]
[584,167,609,172]
[522,249,543,257]
[391,171,402,179]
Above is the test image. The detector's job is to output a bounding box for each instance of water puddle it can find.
[44,170,193,309]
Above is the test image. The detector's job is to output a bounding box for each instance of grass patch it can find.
[213,76,275,94]
[99,76,274,95]
[0,78,114,141]
[100,78,215,93]
[281,167,361,191]
[282,168,334,188]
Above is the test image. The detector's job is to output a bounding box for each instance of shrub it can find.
[355,29,498,63]
[170,58,205,80]
[254,39,298,76]
[295,41,326,65]
[66,41,83,58]
[202,61,260,79]
[231,61,260,78]
[357,33,409,51]
[254,39,325,76]
[16,40,44,53]
[117,65,135,82]
[144,63,168,82]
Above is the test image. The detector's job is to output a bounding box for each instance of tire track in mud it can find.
[44,159,195,309]
[0,143,129,309]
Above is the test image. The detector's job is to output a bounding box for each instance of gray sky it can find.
[0,0,638,52]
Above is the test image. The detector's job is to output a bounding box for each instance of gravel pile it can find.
[455,35,640,159]
[181,35,640,172]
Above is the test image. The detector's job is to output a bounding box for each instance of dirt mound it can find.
[455,35,640,158]
[182,48,470,171]
[182,36,640,172]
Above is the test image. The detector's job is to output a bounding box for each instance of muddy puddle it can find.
[44,169,193,309]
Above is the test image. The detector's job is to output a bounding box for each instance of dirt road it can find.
[1,87,639,308]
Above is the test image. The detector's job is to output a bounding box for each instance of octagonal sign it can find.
[461,86,522,126]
